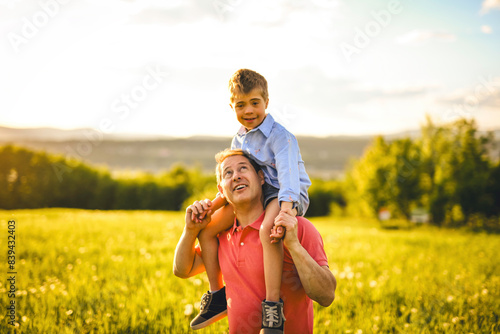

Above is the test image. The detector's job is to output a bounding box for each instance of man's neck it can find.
[234,202,264,228]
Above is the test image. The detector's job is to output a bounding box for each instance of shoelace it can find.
[263,305,279,326]
[200,293,211,312]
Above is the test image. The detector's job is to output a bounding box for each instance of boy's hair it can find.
[228,69,268,103]
[215,149,261,183]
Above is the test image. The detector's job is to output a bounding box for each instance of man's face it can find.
[230,88,269,130]
[217,155,264,207]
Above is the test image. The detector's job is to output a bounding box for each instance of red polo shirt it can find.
[217,212,329,334]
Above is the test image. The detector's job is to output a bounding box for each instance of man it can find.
[173,149,336,333]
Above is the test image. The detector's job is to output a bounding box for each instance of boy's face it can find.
[230,88,269,130]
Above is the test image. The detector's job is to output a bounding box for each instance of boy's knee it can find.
[259,224,272,241]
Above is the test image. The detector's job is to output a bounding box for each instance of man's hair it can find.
[228,69,268,103]
[215,149,261,183]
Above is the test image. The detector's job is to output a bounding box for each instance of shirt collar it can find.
[230,211,266,234]
[236,113,275,138]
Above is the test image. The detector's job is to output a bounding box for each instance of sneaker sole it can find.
[190,310,228,330]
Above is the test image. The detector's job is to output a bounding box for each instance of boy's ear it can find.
[265,99,269,109]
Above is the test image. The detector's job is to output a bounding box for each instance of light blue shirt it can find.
[231,113,311,213]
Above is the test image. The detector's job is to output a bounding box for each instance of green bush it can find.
[0,145,206,211]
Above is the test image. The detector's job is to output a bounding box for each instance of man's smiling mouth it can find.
[233,184,247,191]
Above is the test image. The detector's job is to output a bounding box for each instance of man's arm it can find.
[173,200,213,278]
[273,209,337,307]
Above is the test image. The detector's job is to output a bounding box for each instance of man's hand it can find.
[175,199,212,279]
[272,208,337,306]
[185,199,213,233]
[271,208,299,248]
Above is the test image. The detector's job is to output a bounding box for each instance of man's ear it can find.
[217,184,225,198]
[258,170,265,185]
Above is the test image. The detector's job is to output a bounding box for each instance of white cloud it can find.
[480,0,500,14]
[395,29,457,46]
[481,25,493,34]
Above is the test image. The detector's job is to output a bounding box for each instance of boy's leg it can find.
[259,198,282,302]
[191,197,234,330]
[260,199,286,333]
[198,202,234,291]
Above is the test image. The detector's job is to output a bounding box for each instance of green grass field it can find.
[0,209,499,333]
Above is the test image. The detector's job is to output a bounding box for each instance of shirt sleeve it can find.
[269,128,302,205]
[194,244,202,257]
[297,217,329,267]
[283,217,329,270]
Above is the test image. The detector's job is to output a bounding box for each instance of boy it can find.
[191,69,311,333]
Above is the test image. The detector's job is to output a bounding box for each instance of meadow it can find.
[0,209,499,333]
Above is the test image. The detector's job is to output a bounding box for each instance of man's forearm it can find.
[173,228,203,278]
[287,242,336,306]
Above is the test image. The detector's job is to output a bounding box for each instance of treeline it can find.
[0,145,216,211]
[0,145,343,216]
[0,144,344,217]
[343,118,500,230]
[1,117,499,230]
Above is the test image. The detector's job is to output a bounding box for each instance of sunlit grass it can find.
[0,209,498,333]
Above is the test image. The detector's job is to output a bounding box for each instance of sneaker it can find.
[259,299,285,333]
[190,287,228,330]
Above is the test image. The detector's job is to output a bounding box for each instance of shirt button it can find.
[240,242,244,246]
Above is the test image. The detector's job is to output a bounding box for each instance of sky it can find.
[1,0,500,138]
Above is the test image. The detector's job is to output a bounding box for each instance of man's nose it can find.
[233,173,241,181]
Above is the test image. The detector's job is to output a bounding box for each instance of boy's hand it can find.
[270,224,285,243]
[185,199,213,232]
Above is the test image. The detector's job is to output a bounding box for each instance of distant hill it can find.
[1,126,498,178]
[0,126,173,142]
